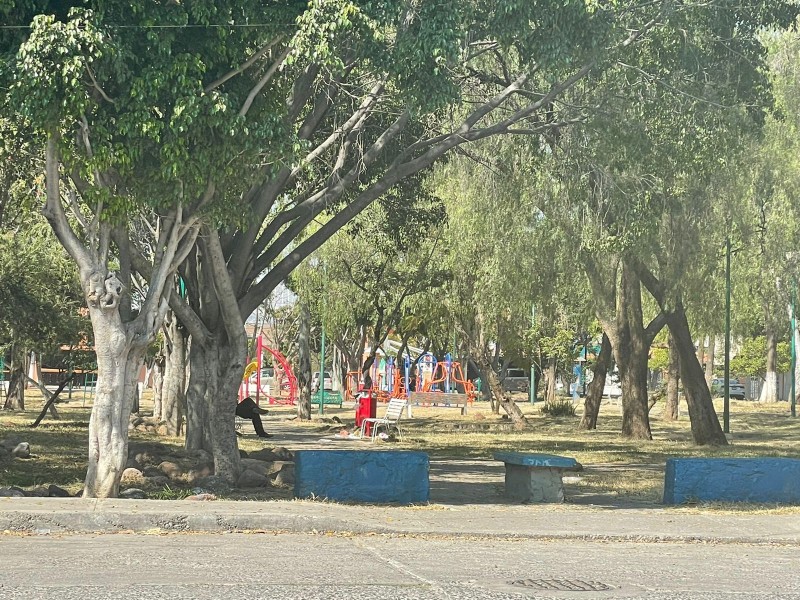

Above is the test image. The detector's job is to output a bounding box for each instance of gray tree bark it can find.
[664,331,680,420]
[161,312,187,436]
[759,329,778,403]
[296,302,312,420]
[579,333,612,430]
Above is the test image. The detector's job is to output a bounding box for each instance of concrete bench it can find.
[493,452,582,503]
[294,450,429,504]
[663,458,800,505]
[409,392,469,415]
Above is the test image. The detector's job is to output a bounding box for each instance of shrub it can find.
[540,397,577,417]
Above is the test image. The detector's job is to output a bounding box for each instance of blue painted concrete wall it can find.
[663,458,800,504]
[294,450,429,504]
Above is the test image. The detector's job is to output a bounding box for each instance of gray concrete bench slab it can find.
[663,457,800,505]
[493,452,582,503]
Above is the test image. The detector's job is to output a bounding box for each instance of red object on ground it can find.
[355,387,377,436]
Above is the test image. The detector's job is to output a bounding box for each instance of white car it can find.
[312,371,333,391]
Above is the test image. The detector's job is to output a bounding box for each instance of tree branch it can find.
[204,36,283,93]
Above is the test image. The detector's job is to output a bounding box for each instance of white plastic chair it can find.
[360,398,407,441]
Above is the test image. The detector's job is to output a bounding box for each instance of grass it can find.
[3,391,800,509]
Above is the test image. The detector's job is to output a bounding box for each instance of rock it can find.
[125,458,142,471]
[130,416,145,428]
[142,466,162,478]
[237,469,268,489]
[47,485,72,498]
[270,446,294,461]
[12,442,31,459]
[121,468,144,485]
[270,461,294,482]
[134,452,160,466]
[239,449,249,458]
[119,488,148,499]
[186,465,213,484]
[0,487,25,497]
[145,425,156,433]
[158,460,183,479]
[196,476,232,494]
[156,424,169,436]
[25,486,50,497]
[0,437,22,451]
[273,469,295,488]
[248,448,279,461]
[186,493,217,501]
[239,458,272,477]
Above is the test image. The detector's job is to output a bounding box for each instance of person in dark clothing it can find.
[236,397,271,438]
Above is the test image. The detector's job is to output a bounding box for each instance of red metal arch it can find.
[261,344,297,405]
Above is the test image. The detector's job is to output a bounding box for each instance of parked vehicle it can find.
[312,371,333,391]
[502,368,529,392]
[711,378,746,400]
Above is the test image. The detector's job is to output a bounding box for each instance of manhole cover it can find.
[510,579,613,592]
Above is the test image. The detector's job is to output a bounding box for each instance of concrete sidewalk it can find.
[2,495,799,544]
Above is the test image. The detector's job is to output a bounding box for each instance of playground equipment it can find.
[240,336,298,405]
[420,353,477,400]
[344,352,477,411]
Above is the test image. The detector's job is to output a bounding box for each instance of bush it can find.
[540,397,577,417]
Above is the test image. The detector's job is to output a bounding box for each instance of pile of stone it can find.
[120,441,295,499]
[0,484,73,498]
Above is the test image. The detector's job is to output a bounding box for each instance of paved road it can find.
[2,532,799,599]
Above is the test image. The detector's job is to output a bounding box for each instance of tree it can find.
[0,120,86,410]
[7,0,794,493]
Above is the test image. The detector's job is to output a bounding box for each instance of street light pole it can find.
[723,236,731,434]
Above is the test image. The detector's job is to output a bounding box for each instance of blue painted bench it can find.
[294,450,429,504]
[663,457,800,505]
[494,452,582,503]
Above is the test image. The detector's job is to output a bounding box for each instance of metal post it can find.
[724,236,731,434]
[791,283,796,418]
[530,304,536,404]
[319,322,326,416]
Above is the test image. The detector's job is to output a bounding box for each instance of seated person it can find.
[236,396,271,438]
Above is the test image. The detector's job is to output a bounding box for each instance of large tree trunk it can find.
[759,329,778,403]
[664,331,680,420]
[161,314,187,436]
[185,339,211,452]
[479,361,528,428]
[543,358,557,405]
[205,336,245,483]
[666,305,727,445]
[152,354,165,419]
[83,311,147,498]
[296,303,312,420]
[615,263,653,440]
[3,345,26,411]
[579,333,612,430]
